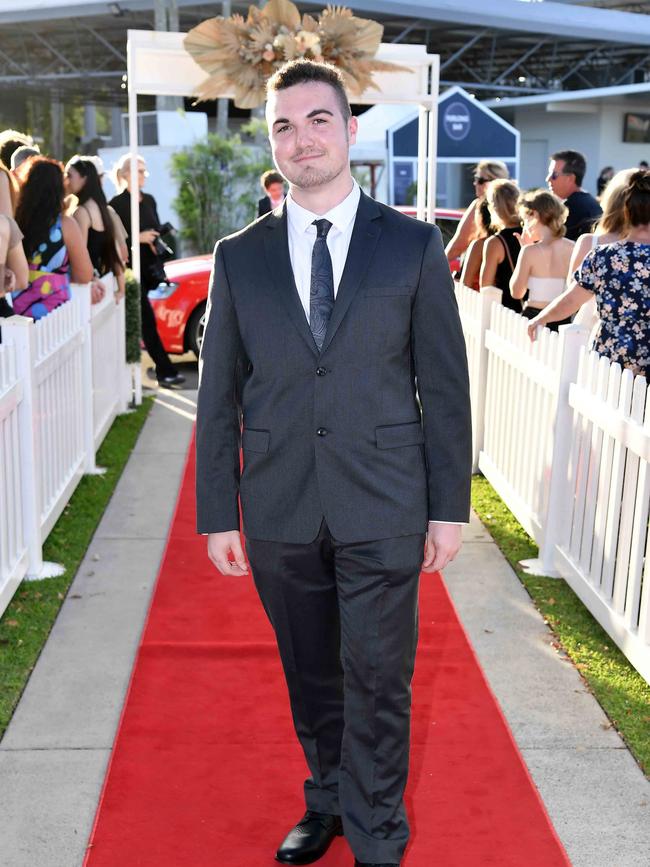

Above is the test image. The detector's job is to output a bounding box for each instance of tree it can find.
[170,129,270,255]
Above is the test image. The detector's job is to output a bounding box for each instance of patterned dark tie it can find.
[309,219,334,352]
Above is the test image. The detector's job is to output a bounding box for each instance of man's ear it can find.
[348,115,358,147]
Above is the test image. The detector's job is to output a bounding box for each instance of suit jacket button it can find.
[316,367,327,376]
[316,428,328,436]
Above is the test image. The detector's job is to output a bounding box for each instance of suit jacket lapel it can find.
[320,191,382,355]
[263,203,319,357]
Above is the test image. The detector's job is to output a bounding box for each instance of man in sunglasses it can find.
[546,150,602,241]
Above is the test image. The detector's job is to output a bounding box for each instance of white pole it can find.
[426,54,440,224]
[127,34,141,286]
[416,104,427,222]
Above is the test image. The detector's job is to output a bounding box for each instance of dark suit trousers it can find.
[245,521,425,865]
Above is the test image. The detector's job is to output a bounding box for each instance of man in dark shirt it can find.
[546,149,602,241]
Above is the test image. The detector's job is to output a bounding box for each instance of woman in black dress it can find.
[109,154,184,387]
[479,179,523,312]
[65,157,124,300]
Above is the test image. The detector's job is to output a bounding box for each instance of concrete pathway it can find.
[0,366,648,867]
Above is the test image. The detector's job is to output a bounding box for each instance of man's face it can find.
[267,81,357,191]
[266,181,285,201]
[546,159,575,199]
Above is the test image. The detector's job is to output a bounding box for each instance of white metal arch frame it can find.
[126,28,440,281]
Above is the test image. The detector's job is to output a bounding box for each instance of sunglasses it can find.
[473,176,489,185]
[549,171,571,180]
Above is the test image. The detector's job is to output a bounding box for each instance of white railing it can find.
[556,352,650,683]
[0,279,131,611]
[459,287,650,683]
[90,274,129,453]
[0,341,28,615]
[455,284,502,471]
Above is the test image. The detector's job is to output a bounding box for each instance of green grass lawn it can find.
[472,474,650,777]
[0,398,153,739]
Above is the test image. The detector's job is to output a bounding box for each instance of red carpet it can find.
[84,439,570,866]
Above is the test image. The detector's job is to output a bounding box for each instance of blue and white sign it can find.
[443,102,471,142]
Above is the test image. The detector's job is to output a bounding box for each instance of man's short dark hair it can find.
[261,170,285,191]
[266,59,351,121]
[551,150,587,186]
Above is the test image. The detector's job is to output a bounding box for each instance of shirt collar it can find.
[286,181,361,235]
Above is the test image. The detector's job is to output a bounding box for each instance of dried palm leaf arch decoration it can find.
[184,0,411,108]
[124,27,440,282]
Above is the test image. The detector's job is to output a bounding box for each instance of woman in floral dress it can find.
[527,169,649,380]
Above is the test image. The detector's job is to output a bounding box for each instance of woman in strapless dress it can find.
[509,189,574,331]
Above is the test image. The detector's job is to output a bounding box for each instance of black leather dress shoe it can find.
[275,811,343,864]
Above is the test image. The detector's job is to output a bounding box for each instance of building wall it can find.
[499,98,650,195]
[512,104,601,193]
[597,101,650,172]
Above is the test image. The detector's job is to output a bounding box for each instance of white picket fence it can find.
[0,280,132,616]
[456,283,650,684]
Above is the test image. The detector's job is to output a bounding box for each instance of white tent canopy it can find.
[125,29,440,280]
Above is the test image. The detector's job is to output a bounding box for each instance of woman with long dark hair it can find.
[65,156,126,300]
[12,157,93,320]
[65,158,124,276]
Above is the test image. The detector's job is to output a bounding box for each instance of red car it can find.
[152,208,463,358]
[150,255,212,356]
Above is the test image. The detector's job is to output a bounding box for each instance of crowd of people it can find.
[2,128,648,382]
[449,150,649,380]
[0,129,183,386]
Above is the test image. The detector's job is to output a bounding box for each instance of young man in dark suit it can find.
[196,60,472,867]
[257,169,286,217]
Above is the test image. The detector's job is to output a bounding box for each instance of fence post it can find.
[77,283,105,476]
[473,286,502,472]
[2,316,64,580]
[520,323,588,577]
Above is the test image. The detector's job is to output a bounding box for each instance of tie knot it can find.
[313,218,333,239]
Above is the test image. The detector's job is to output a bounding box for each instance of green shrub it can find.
[124,269,141,364]
[170,131,269,254]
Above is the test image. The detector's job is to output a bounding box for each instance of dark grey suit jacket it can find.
[196,190,472,543]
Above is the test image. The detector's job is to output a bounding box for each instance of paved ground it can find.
[0,358,648,867]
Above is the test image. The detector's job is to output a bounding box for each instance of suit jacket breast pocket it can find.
[363,285,415,298]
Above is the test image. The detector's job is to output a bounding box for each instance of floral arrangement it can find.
[183,0,408,108]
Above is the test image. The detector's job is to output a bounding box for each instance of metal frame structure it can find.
[2,1,650,104]
[125,29,440,280]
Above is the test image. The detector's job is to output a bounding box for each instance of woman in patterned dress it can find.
[12,157,93,321]
[527,169,650,380]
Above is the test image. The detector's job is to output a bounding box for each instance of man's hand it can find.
[207,530,249,576]
[139,229,159,253]
[422,523,462,573]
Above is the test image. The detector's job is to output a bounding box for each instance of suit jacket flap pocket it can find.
[242,428,270,453]
[376,421,424,449]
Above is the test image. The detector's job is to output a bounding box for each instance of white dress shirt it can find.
[286,181,360,319]
[284,182,462,528]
